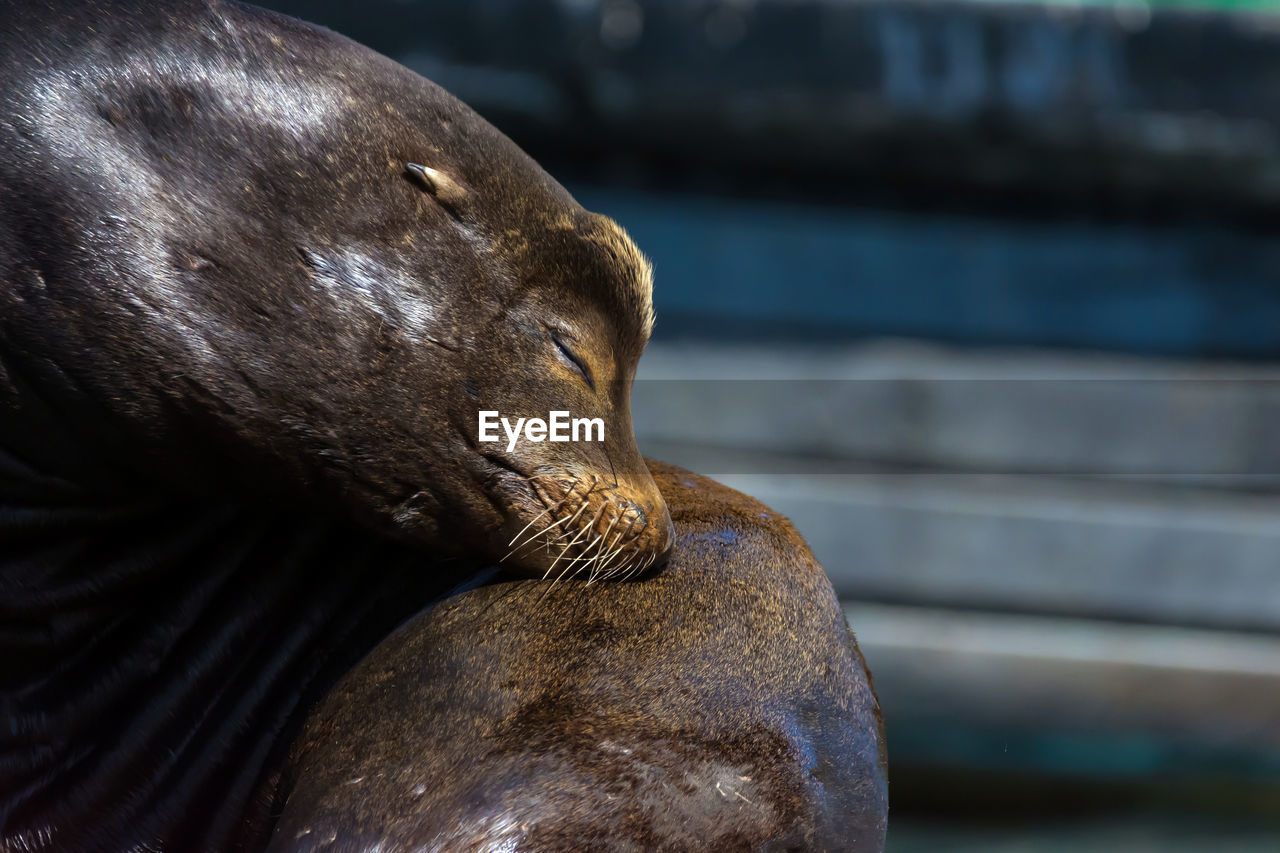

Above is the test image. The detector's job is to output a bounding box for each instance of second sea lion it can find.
[267,461,889,852]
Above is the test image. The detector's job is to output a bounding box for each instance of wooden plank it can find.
[634,342,1280,627]
[670,457,1280,627]
[634,341,1280,477]
[847,603,1280,774]
[581,185,1280,356]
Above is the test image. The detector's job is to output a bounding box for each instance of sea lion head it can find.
[274,150,674,579]
[389,163,674,578]
[0,2,673,578]
[452,209,674,579]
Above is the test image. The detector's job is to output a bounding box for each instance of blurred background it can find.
[263,0,1280,848]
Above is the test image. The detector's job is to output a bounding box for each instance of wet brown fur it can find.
[268,462,889,852]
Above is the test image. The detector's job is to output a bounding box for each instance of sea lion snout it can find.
[454,211,668,581]
[500,467,673,580]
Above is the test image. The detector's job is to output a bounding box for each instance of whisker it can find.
[501,475,583,563]
[582,530,617,586]
[593,525,631,579]
[531,515,579,552]
[547,539,589,594]
[585,514,618,559]
[581,535,609,585]
[503,507,578,562]
[506,496,566,547]
[629,553,657,580]
[542,506,597,580]
[596,516,639,579]
[536,499,592,557]
[584,515,623,585]
[608,556,638,583]
[543,502,607,590]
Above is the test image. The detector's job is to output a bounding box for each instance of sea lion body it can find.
[1,0,671,848]
[270,462,889,853]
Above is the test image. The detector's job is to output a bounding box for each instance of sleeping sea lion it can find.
[1,0,672,848]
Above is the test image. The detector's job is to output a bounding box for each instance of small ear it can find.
[406,162,469,214]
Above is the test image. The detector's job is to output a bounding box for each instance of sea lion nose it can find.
[655,535,675,567]
[621,498,673,570]
[648,503,676,568]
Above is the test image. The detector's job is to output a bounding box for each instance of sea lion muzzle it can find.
[499,468,675,580]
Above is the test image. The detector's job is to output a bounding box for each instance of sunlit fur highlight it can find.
[585,219,655,341]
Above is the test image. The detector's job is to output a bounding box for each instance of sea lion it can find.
[1,0,672,849]
[0,0,672,576]
[266,461,889,853]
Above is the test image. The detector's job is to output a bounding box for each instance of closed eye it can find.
[550,329,595,390]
